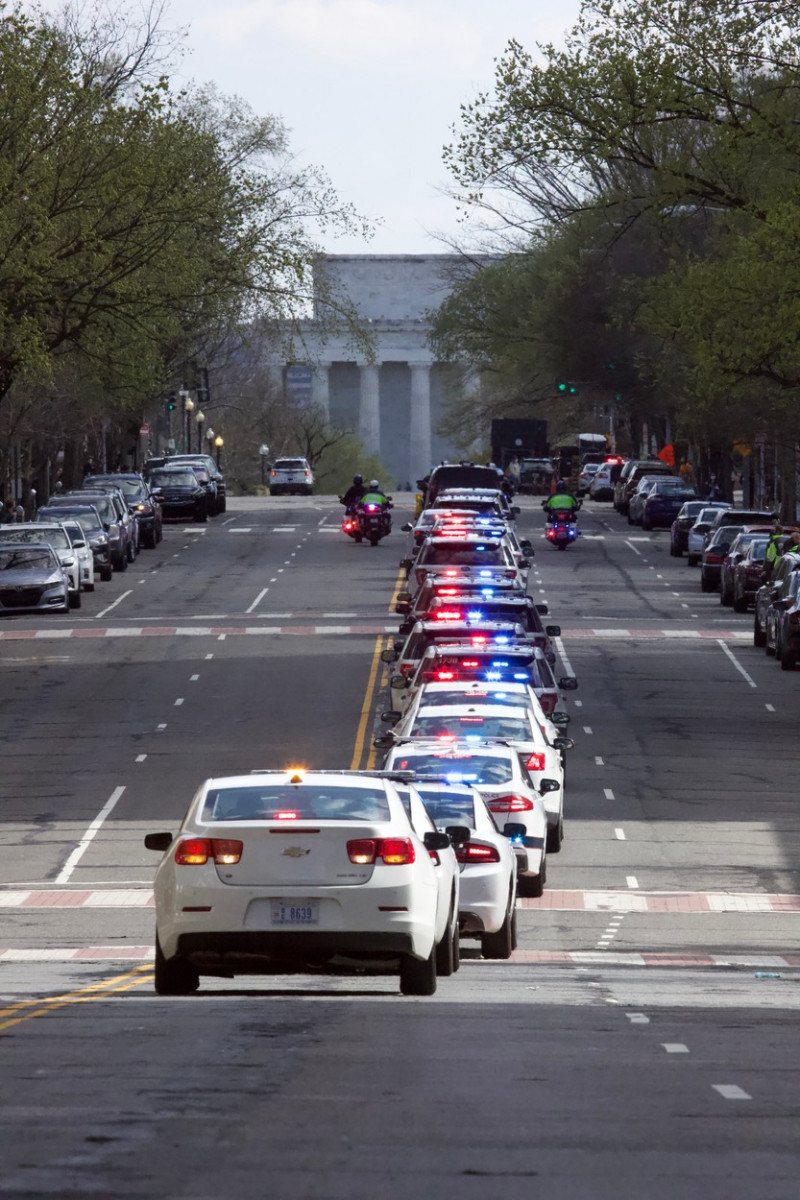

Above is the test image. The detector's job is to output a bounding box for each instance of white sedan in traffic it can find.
[144,770,449,996]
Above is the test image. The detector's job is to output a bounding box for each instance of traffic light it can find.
[556,381,578,395]
[167,393,176,411]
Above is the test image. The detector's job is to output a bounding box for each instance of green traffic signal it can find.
[556,381,578,395]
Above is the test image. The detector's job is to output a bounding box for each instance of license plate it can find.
[271,900,319,925]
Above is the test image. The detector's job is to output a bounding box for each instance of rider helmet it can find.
[556,479,566,489]
[353,474,363,485]
[369,479,380,489]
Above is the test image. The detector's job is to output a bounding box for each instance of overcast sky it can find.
[153,0,582,255]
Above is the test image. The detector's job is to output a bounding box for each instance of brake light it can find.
[471,636,487,644]
[347,837,416,865]
[435,670,455,680]
[274,810,299,820]
[436,587,460,596]
[456,842,501,864]
[486,795,534,812]
[174,838,243,865]
[461,659,480,668]
[400,662,415,676]
[435,609,463,621]
[525,753,546,771]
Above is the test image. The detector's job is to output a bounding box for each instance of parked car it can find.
[83,473,163,548]
[639,479,696,530]
[269,457,314,496]
[719,530,772,606]
[670,500,709,557]
[757,551,800,652]
[57,519,95,592]
[36,505,113,581]
[64,487,136,568]
[588,461,621,501]
[613,460,674,515]
[159,455,226,513]
[147,467,212,523]
[0,524,82,607]
[699,526,743,592]
[0,544,69,614]
[577,463,601,496]
[686,505,732,566]
[732,536,770,613]
[767,568,800,670]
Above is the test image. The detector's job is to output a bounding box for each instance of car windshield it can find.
[0,547,54,570]
[38,508,101,533]
[391,753,513,785]
[412,713,531,740]
[421,546,506,567]
[150,471,197,488]
[201,783,390,822]
[419,688,524,707]
[1,528,69,549]
[414,791,478,827]
[85,477,145,499]
[275,460,307,470]
[747,541,768,561]
[69,496,114,523]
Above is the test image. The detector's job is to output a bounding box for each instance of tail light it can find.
[525,753,546,771]
[705,553,723,564]
[174,838,243,865]
[347,838,416,865]
[435,670,455,680]
[435,610,463,621]
[436,587,460,596]
[455,842,501,864]
[399,662,415,676]
[274,810,299,820]
[486,794,534,812]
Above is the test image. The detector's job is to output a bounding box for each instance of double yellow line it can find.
[0,964,154,1032]
[350,566,406,770]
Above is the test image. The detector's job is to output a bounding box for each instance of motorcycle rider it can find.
[542,480,580,523]
[360,480,393,533]
[341,474,367,512]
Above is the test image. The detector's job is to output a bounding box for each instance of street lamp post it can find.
[195,409,205,455]
[206,427,215,457]
[214,434,224,469]
[259,444,270,485]
[182,391,195,454]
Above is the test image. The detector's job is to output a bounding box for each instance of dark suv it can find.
[422,463,506,505]
[83,474,163,548]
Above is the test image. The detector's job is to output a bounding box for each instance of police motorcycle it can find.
[340,477,393,546]
[542,481,581,551]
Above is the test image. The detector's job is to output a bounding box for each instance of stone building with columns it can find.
[275,255,481,489]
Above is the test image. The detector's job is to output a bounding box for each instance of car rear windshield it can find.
[38,508,101,532]
[85,476,145,498]
[150,471,197,488]
[421,546,506,567]
[414,791,478,828]
[431,467,501,491]
[201,784,390,822]
[391,753,513,784]
[274,459,307,470]
[0,547,54,570]
[1,528,69,549]
[412,712,531,739]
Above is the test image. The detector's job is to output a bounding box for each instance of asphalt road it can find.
[0,495,798,1199]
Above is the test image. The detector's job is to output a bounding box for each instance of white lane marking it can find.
[584,726,593,735]
[626,876,639,889]
[270,577,277,583]
[172,553,180,558]
[627,1013,650,1024]
[554,636,576,676]
[95,591,132,620]
[135,754,147,763]
[174,698,184,706]
[766,704,775,712]
[139,579,146,585]
[222,516,237,526]
[625,540,643,558]
[717,639,758,688]
[603,788,615,800]
[663,1044,689,1054]
[205,654,214,660]
[190,674,199,682]
[671,592,681,597]
[217,633,226,641]
[656,574,663,579]
[574,700,582,708]
[713,1085,751,1101]
[55,786,126,884]
[681,603,689,608]
[284,560,291,565]
[614,828,626,840]
[246,587,270,614]
[156,723,167,732]
[227,528,253,534]
[277,568,284,574]
[272,527,297,532]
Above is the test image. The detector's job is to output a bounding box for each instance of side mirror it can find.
[559,677,578,691]
[401,522,413,532]
[550,711,570,726]
[381,709,402,723]
[444,825,471,846]
[553,737,574,751]
[520,540,534,554]
[545,625,561,638]
[380,648,397,663]
[398,619,412,634]
[144,832,172,852]
[393,639,404,652]
[535,603,549,615]
[424,830,452,852]
[520,558,532,569]
[540,779,560,793]
[503,822,527,840]
[395,600,411,614]
[390,675,411,690]
[373,734,394,750]
[400,558,413,570]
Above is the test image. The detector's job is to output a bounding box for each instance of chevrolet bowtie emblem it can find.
[282,846,311,858]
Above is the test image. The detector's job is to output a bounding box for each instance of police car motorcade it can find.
[144,769,456,996]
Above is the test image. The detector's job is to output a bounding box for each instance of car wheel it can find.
[517,859,546,898]
[144,527,157,549]
[687,554,698,567]
[780,648,795,671]
[127,539,136,563]
[154,935,199,996]
[765,635,776,657]
[669,542,680,557]
[69,588,81,609]
[641,518,651,531]
[399,947,437,996]
[452,923,461,972]
[114,550,127,572]
[194,511,208,523]
[510,906,518,951]
[733,594,748,613]
[754,618,766,647]
[435,910,456,977]
[370,535,380,546]
[546,818,564,854]
[700,572,715,592]
[720,584,732,606]
[84,581,95,592]
[354,533,363,543]
[156,524,163,544]
[481,905,513,960]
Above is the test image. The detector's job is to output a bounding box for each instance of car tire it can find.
[733,594,748,613]
[765,636,776,657]
[354,533,363,543]
[481,905,514,959]
[517,859,546,898]
[114,551,127,573]
[144,527,157,549]
[546,818,564,854]
[720,584,733,606]
[84,581,95,592]
[435,909,456,977]
[154,936,199,996]
[700,572,715,592]
[156,525,163,544]
[69,588,81,609]
[627,511,634,525]
[127,538,136,563]
[754,618,766,647]
[399,947,437,996]
[370,535,380,546]
[780,648,795,671]
[669,542,680,557]
[641,518,652,531]
[194,511,208,523]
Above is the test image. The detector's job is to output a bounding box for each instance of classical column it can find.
[409,362,432,486]
[358,364,381,455]
[311,362,331,422]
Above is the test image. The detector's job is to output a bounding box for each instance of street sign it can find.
[139,424,150,436]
